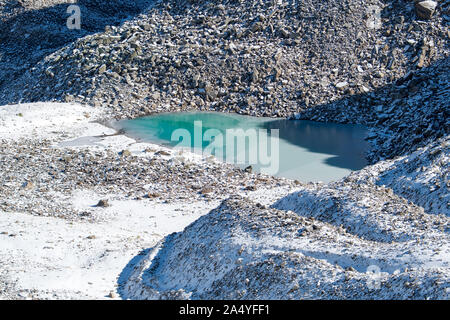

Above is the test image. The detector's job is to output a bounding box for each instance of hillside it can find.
[0,0,448,160]
[0,0,448,300]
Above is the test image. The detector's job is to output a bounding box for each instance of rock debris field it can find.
[0,0,449,299]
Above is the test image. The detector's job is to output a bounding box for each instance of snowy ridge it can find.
[352,136,449,216]
[121,194,449,299]
[0,0,449,300]
[272,181,446,243]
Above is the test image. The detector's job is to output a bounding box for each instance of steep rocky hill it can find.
[0,0,448,160]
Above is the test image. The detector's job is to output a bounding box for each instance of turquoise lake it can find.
[117,112,369,182]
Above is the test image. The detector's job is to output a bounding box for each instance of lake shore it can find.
[0,102,448,299]
[0,102,298,299]
[0,0,449,300]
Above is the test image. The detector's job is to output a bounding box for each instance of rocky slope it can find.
[307,56,449,163]
[0,0,449,161]
[0,102,292,220]
[0,0,448,300]
[122,194,449,299]
[352,135,449,216]
[0,0,152,102]
[120,125,449,299]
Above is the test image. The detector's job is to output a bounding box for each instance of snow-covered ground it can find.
[0,102,110,141]
[0,102,294,299]
[0,102,448,300]
[0,197,217,299]
[122,185,449,300]
[0,102,222,299]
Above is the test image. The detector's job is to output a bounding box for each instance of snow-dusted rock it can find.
[122,194,449,299]
[352,136,449,216]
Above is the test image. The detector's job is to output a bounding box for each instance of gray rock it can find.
[96,200,110,208]
[415,1,438,20]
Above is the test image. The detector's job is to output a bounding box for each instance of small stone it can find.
[45,69,54,78]
[98,64,107,74]
[120,149,132,157]
[131,92,143,99]
[244,165,253,173]
[96,200,110,208]
[335,81,349,90]
[155,150,171,156]
[22,181,34,190]
[251,22,262,33]
[280,29,290,38]
[201,187,213,195]
[147,192,161,199]
[415,1,437,20]
[64,94,74,103]
[360,85,370,93]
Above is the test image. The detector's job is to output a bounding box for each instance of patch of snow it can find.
[121,196,450,299]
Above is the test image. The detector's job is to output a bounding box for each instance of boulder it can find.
[415,1,438,19]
